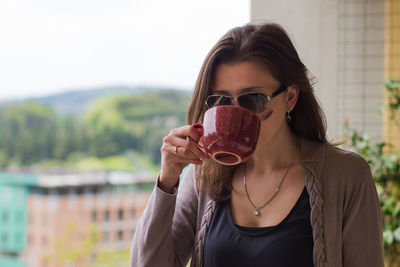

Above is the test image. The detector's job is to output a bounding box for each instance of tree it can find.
[83,90,190,162]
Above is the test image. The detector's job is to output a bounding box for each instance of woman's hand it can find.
[159,125,209,193]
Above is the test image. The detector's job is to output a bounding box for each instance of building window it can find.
[131,209,136,220]
[42,214,48,226]
[1,232,8,243]
[91,211,97,222]
[28,235,34,245]
[117,230,123,242]
[103,232,109,244]
[16,211,23,223]
[28,213,33,224]
[91,187,98,195]
[118,209,124,221]
[104,211,110,222]
[2,211,9,222]
[91,252,97,262]
[15,232,22,243]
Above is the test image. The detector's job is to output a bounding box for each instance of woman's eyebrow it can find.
[238,86,265,94]
[212,86,265,95]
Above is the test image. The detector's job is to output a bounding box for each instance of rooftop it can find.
[0,171,156,188]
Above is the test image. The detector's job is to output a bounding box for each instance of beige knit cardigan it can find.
[130,139,385,267]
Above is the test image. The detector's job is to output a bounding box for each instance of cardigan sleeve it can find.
[342,163,385,267]
[129,165,198,267]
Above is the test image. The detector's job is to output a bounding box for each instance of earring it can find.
[286,111,292,122]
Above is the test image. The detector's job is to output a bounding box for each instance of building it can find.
[0,172,154,267]
[251,0,400,148]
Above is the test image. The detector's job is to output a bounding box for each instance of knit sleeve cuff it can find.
[155,173,180,195]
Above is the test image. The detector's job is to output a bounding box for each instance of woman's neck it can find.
[248,128,300,174]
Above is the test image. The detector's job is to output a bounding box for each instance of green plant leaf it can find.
[394,228,400,242]
[383,230,394,244]
[393,202,400,216]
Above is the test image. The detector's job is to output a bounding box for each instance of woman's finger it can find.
[162,143,203,165]
[170,137,209,161]
[169,125,202,142]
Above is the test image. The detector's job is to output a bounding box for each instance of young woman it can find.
[130,23,384,267]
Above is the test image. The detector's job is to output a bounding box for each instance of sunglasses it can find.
[205,84,287,114]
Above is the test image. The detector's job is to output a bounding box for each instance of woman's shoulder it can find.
[326,143,370,173]
[324,143,373,190]
[302,138,368,166]
[301,138,372,185]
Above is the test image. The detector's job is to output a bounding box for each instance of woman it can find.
[130,23,384,267]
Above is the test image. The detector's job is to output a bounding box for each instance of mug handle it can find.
[187,123,211,157]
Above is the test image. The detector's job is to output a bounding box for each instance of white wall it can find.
[251,0,385,141]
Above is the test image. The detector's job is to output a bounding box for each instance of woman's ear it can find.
[286,86,299,112]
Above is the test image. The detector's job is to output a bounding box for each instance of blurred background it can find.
[1,0,400,266]
[0,0,249,266]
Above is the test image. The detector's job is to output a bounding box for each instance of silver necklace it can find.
[243,154,297,217]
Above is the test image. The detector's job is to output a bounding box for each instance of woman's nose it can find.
[232,98,241,107]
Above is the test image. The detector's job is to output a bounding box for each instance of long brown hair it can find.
[187,23,327,201]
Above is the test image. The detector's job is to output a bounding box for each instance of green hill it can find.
[1,86,192,115]
[0,88,193,170]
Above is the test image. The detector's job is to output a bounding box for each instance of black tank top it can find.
[203,186,314,267]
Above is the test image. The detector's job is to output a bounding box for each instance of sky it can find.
[0,0,250,100]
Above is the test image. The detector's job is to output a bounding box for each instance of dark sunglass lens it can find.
[238,93,267,113]
[206,96,232,108]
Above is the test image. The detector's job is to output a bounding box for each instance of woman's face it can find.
[212,61,298,144]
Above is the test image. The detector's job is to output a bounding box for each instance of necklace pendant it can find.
[254,210,260,216]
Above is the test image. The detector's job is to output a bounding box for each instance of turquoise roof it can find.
[0,173,38,187]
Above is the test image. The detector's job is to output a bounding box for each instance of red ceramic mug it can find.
[188,105,261,165]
